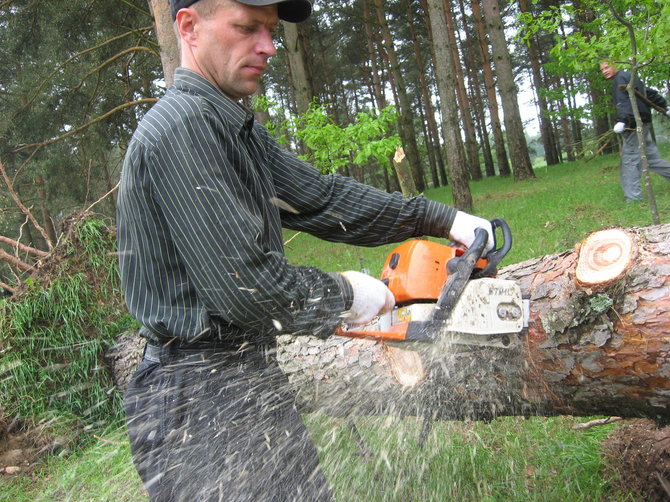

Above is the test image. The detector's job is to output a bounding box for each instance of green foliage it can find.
[519,0,670,84]
[256,98,401,175]
[0,218,137,426]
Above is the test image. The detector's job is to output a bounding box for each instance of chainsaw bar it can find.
[341,278,529,348]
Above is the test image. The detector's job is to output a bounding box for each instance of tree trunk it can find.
[426,0,473,211]
[410,0,441,189]
[282,20,313,115]
[274,224,670,423]
[518,0,560,166]
[373,0,425,194]
[390,147,418,197]
[471,0,510,177]
[459,0,495,177]
[444,0,481,181]
[364,0,387,112]
[147,0,179,87]
[481,0,535,180]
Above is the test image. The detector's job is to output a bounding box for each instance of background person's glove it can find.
[666,109,670,118]
[449,211,495,255]
[340,271,395,326]
[613,122,626,134]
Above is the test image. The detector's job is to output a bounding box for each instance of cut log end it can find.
[383,344,425,387]
[575,228,635,287]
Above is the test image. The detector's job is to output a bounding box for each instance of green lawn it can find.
[4,148,666,501]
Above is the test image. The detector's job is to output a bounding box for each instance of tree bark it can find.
[471,0,510,177]
[481,0,535,180]
[518,0,560,166]
[426,0,473,211]
[373,0,425,194]
[275,224,670,423]
[282,20,313,115]
[444,0,481,181]
[147,0,179,87]
[409,0,441,188]
[391,147,418,197]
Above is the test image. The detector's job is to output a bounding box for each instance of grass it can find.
[283,148,670,273]
[307,414,634,502]
[4,149,666,501]
[0,426,145,502]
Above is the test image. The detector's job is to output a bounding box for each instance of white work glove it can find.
[449,211,495,255]
[666,109,670,118]
[613,122,626,134]
[340,271,395,326]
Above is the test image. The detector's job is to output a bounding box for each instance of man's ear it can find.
[175,8,199,46]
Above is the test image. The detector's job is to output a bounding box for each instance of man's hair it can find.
[191,0,230,19]
[173,0,231,54]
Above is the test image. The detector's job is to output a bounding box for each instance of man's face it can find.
[187,1,279,99]
[599,62,617,80]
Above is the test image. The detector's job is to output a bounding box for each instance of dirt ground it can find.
[602,418,670,501]
[0,417,62,477]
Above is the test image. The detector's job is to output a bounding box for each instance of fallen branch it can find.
[572,416,622,430]
[0,235,50,259]
[0,248,35,273]
[0,158,54,250]
[0,281,16,294]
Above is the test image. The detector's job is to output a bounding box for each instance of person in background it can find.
[117,0,497,500]
[599,60,670,201]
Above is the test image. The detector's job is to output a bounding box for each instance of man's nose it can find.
[258,28,277,57]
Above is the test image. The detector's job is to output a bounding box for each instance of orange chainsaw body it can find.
[380,240,489,304]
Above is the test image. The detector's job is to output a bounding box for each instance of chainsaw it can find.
[336,218,528,349]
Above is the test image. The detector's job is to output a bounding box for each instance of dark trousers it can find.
[124,347,334,502]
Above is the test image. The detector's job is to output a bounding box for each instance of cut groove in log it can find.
[384,345,425,386]
[576,228,635,287]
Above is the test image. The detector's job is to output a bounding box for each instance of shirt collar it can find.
[172,67,255,137]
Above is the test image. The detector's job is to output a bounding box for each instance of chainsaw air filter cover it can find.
[380,240,488,305]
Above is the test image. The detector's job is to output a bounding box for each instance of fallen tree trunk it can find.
[276,224,670,423]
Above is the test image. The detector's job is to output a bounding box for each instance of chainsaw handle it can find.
[475,217,512,278]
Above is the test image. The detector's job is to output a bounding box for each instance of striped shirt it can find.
[117,68,456,346]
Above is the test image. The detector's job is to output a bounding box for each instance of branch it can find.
[572,417,622,430]
[0,235,49,258]
[71,47,159,95]
[0,158,54,250]
[84,181,120,213]
[0,281,16,294]
[0,248,35,273]
[12,99,158,153]
[11,26,154,120]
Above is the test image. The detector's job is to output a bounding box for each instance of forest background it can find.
[1,0,668,272]
[0,0,670,499]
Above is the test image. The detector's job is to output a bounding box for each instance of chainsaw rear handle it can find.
[474,217,512,278]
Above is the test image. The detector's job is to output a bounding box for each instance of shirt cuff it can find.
[330,272,354,311]
[419,199,457,238]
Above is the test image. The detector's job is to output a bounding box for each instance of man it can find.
[117,0,496,500]
[599,60,670,201]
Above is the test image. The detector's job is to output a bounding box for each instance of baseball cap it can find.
[170,0,312,23]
